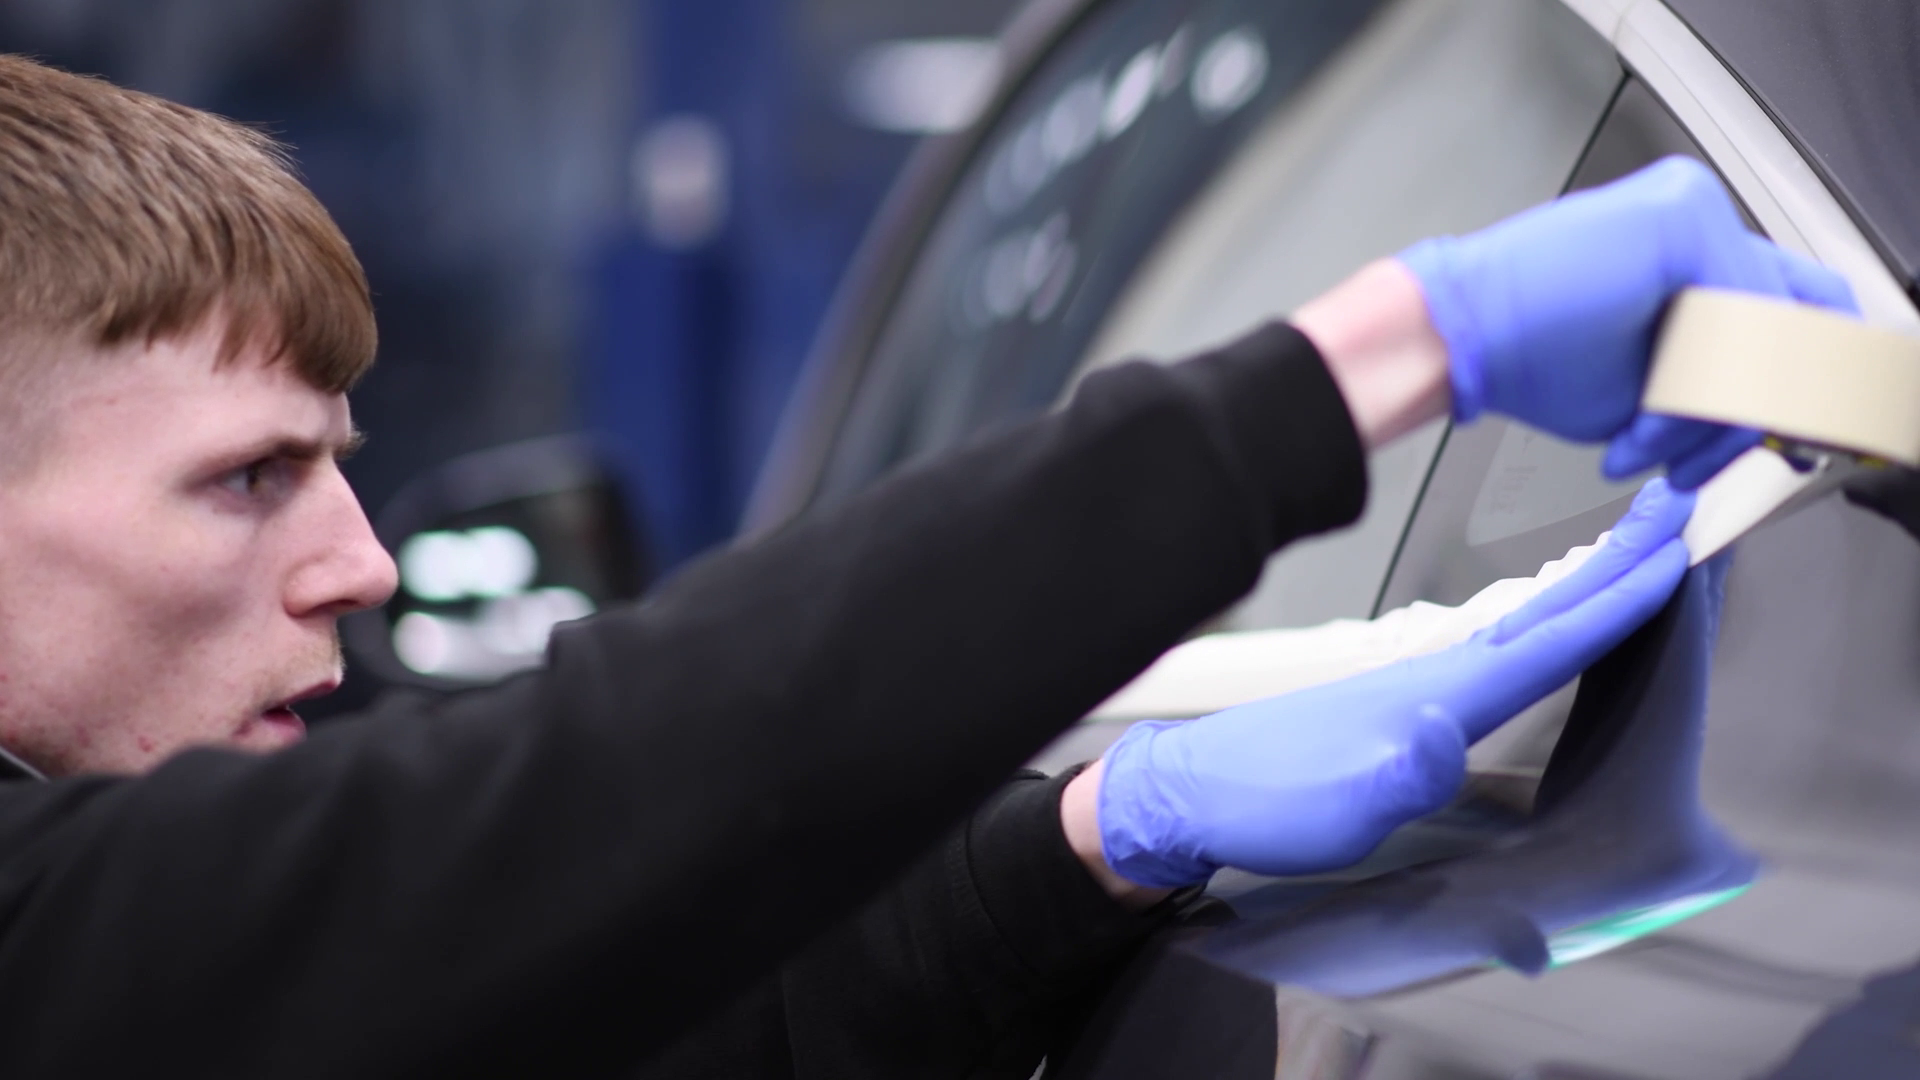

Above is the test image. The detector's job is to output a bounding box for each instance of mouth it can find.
[243,679,340,743]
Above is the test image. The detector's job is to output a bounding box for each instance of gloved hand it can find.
[1096,478,1696,888]
[1399,156,1859,490]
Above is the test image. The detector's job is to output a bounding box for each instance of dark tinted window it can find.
[1665,0,1920,304]
[814,0,1391,506]
[813,0,1622,632]
[1076,0,1620,629]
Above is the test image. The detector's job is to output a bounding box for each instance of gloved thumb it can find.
[1488,477,1693,644]
[1370,705,1468,825]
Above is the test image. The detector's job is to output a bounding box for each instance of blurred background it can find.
[0,0,1022,712]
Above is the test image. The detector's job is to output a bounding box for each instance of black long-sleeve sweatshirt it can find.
[638,767,1183,1080]
[0,322,1366,1077]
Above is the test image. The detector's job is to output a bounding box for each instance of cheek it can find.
[105,556,272,648]
[17,480,263,610]
[0,509,275,718]
[109,501,284,632]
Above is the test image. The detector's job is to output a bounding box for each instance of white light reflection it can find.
[1156,26,1193,98]
[983,25,1203,217]
[1192,28,1268,121]
[971,213,1077,328]
[843,38,1002,135]
[1041,75,1106,171]
[394,587,597,681]
[1103,46,1159,139]
[633,116,730,250]
[399,527,539,603]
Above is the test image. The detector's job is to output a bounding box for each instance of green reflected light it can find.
[1538,885,1752,969]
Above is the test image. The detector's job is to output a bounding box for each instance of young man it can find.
[0,55,1851,1078]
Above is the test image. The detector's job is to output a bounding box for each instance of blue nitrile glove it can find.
[1096,478,1696,888]
[1399,156,1860,490]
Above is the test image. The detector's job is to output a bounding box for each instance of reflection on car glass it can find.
[1063,0,1620,630]
[1078,0,1620,374]
[1467,424,1643,548]
[814,0,1391,506]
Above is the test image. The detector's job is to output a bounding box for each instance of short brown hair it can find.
[0,53,374,393]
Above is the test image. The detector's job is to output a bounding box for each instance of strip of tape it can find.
[1091,541,1605,719]
[1645,288,1920,467]
[1683,446,1822,565]
[1092,447,1828,720]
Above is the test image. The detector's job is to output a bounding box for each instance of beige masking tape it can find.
[1644,288,1920,467]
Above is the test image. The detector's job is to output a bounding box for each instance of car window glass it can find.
[1375,77,1742,783]
[1377,79,1714,615]
[812,0,1394,509]
[1074,0,1621,630]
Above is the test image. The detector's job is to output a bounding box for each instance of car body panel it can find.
[1663,0,1920,305]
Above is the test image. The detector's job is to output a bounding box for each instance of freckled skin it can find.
[0,324,397,776]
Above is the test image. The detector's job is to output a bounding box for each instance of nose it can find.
[284,466,399,619]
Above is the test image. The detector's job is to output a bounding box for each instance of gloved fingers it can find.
[1096,720,1216,888]
[1487,478,1694,643]
[1461,536,1688,743]
[1760,235,1861,315]
[1602,413,1763,488]
[1647,155,1736,221]
[1604,238,1844,488]
[1664,424,1766,491]
[1603,414,1713,480]
[1653,156,1757,283]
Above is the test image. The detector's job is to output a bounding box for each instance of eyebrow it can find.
[226,426,366,466]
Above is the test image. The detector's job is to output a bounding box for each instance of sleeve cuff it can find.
[960,768,1185,979]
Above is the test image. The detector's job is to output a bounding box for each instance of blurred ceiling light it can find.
[393,587,596,680]
[1191,28,1269,121]
[985,24,1195,216]
[633,115,730,249]
[1103,46,1160,139]
[843,38,1003,135]
[399,526,539,603]
[1041,75,1105,169]
[1156,26,1193,98]
[973,213,1077,327]
[393,611,455,675]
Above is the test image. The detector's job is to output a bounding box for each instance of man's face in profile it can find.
[0,322,398,776]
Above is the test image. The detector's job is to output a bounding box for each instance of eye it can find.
[216,458,286,499]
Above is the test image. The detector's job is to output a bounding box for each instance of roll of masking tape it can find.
[1644,288,1920,467]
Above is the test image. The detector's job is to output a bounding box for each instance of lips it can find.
[253,706,308,741]
[242,679,340,744]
